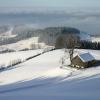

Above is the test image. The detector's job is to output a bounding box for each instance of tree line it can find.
[55,36,100,50]
[79,41,100,50]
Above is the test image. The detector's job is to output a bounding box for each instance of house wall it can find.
[87,60,96,67]
[71,56,88,68]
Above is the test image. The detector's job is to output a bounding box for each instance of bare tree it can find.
[58,34,80,68]
[66,34,80,64]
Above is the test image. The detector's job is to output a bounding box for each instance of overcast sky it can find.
[0,0,100,8]
[0,0,100,34]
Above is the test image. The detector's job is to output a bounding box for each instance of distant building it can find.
[71,53,95,69]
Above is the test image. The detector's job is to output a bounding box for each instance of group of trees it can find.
[0,26,80,47]
[80,41,100,50]
[55,35,100,66]
[55,36,100,50]
[56,35,79,63]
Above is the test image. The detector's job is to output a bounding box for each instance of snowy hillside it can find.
[0,49,42,69]
[0,49,100,100]
[0,36,49,51]
[0,27,16,39]
[0,26,93,52]
[0,32,92,51]
[91,36,100,42]
[80,31,91,41]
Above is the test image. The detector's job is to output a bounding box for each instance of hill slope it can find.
[0,49,100,100]
[0,26,92,51]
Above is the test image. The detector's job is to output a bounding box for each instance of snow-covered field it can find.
[0,49,42,69]
[92,36,100,42]
[0,49,100,100]
[0,26,47,51]
[0,29,93,52]
[0,36,49,51]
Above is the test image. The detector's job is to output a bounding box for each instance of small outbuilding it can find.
[71,53,95,69]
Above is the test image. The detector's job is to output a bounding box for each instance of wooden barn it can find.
[71,53,95,69]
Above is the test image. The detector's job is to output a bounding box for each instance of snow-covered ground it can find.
[0,37,47,51]
[0,30,93,52]
[91,36,100,42]
[0,49,42,68]
[0,27,16,39]
[0,49,100,100]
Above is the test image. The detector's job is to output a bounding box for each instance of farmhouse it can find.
[71,53,95,69]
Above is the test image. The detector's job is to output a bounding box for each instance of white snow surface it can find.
[0,37,47,51]
[0,49,100,100]
[92,36,100,42]
[0,49,42,68]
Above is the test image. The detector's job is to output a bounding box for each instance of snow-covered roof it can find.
[78,53,95,62]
